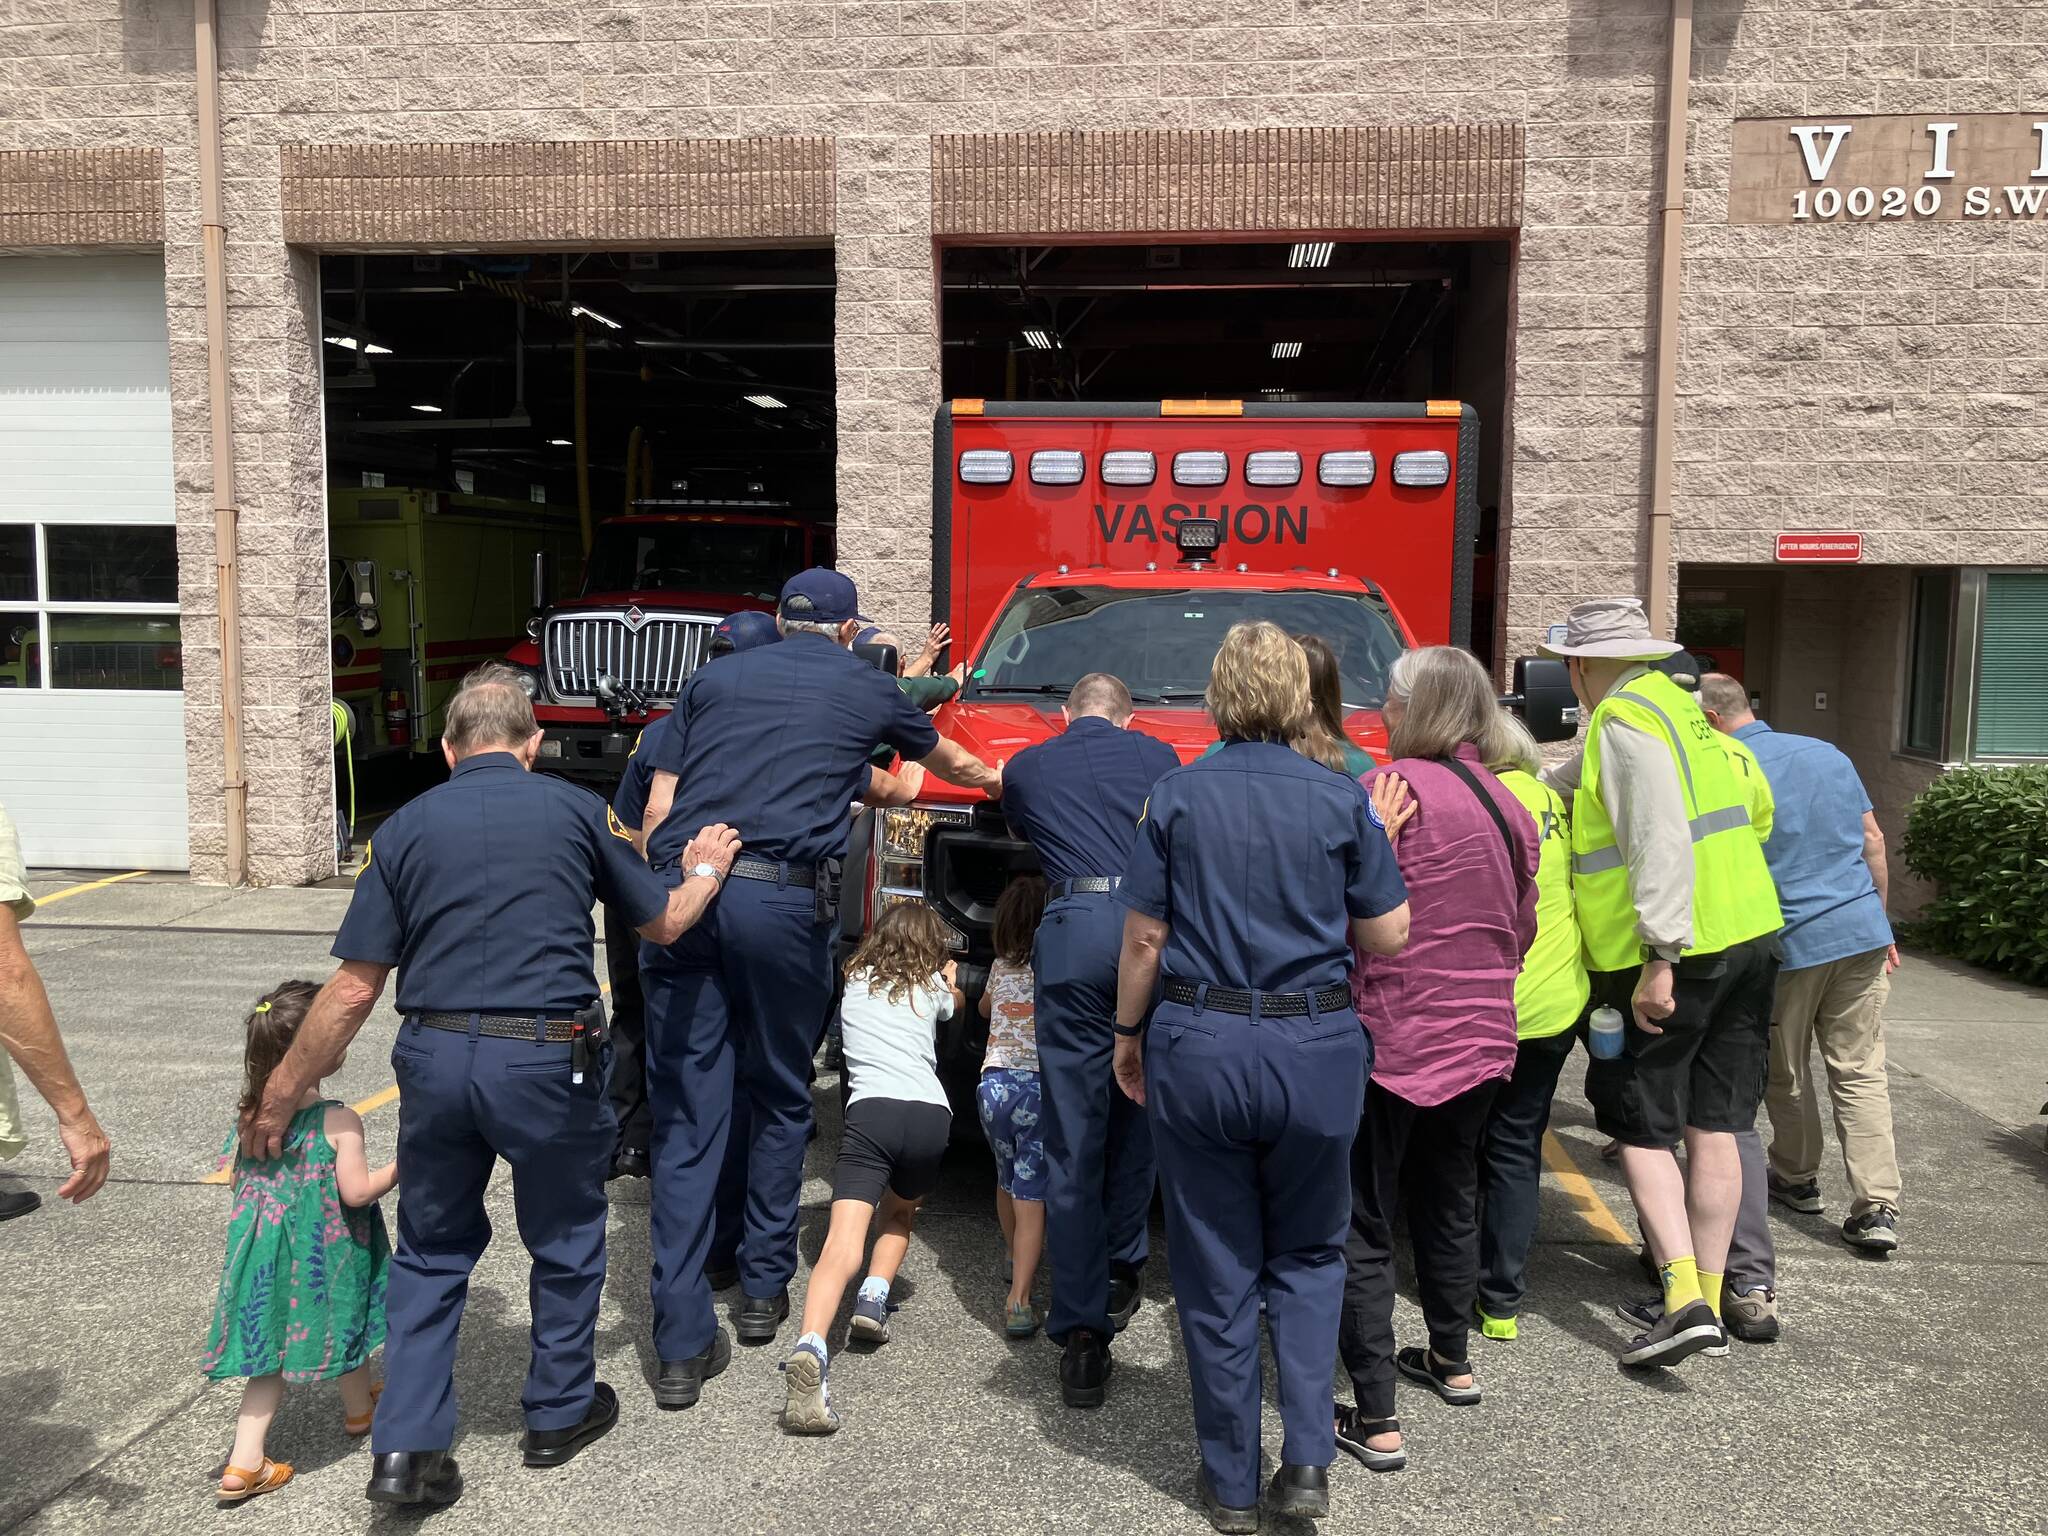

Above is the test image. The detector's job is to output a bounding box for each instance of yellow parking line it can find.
[1541,1130,1633,1246]
[36,870,147,906]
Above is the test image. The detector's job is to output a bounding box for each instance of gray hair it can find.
[1385,646,1515,764]
[1698,672,1751,719]
[1487,712,1544,778]
[444,664,538,754]
[778,616,844,641]
[1068,672,1132,722]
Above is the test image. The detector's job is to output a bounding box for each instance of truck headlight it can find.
[508,664,542,699]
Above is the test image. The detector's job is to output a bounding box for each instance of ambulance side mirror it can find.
[1504,657,1579,743]
[853,642,900,676]
[351,559,381,637]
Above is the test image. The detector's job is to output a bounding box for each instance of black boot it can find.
[522,1382,619,1468]
[1060,1328,1112,1409]
[656,1327,733,1410]
[734,1287,790,1345]
[1196,1467,1260,1534]
[365,1450,463,1507]
[1107,1264,1143,1332]
[1266,1463,1329,1519]
[607,1147,650,1181]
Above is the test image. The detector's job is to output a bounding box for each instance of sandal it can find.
[216,1459,293,1505]
[1396,1345,1482,1405]
[344,1382,383,1438]
[1333,1405,1406,1472]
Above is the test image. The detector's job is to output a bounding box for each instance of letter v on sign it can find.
[1790,124,1852,183]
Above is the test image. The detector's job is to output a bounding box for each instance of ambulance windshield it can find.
[583,521,807,600]
[966,586,1405,709]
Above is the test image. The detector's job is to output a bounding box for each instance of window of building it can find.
[1974,571,2048,759]
[0,523,181,692]
[1901,568,1952,758]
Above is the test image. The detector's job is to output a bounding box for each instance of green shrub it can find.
[1901,764,2048,985]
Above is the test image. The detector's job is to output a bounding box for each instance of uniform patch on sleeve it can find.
[606,806,635,842]
[628,729,642,759]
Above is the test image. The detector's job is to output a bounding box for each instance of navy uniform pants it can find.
[642,873,827,1360]
[373,1019,614,1454]
[1147,996,1369,1509]
[601,900,650,1154]
[1035,890,1156,1343]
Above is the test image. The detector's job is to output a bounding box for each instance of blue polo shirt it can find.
[1002,715,1180,887]
[1118,740,1408,993]
[336,752,668,1014]
[1733,720,1893,970]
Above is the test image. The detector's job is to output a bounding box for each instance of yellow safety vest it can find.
[1571,670,1783,972]
[1500,769,1590,1040]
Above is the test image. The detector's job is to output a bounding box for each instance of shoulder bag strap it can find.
[1433,755,1518,867]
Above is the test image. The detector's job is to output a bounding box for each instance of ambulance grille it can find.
[543,612,715,705]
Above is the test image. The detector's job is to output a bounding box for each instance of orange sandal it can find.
[217,1459,293,1504]
[344,1382,384,1438]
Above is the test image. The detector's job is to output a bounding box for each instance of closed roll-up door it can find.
[0,254,189,871]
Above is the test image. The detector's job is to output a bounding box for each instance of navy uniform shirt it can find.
[646,632,941,869]
[613,711,677,829]
[1118,740,1408,993]
[335,752,669,1014]
[1001,715,1180,886]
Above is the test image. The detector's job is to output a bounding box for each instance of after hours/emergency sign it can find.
[1728,113,2048,225]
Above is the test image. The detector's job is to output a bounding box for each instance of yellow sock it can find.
[1659,1255,1702,1313]
[1699,1271,1724,1319]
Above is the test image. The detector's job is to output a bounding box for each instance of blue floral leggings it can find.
[976,1068,1047,1202]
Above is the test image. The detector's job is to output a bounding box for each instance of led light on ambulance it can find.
[1244,450,1301,487]
[1172,451,1228,487]
[878,804,972,861]
[959,449,1014,485]
[1392,449,1450,487]
[1030,450,1085,485]
[1318,450,1375,487]
[1101,451,1156,486]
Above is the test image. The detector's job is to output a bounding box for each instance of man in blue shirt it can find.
[1700,676,1902,1256]
[1000,672,1180,1407]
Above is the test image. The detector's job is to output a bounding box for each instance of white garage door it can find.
[0,254,189,871]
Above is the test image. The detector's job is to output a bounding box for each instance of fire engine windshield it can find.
[966,586,1406,709]
[582,521,806,600]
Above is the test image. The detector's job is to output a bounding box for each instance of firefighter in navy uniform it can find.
[997,671,1179,1408]
[605,610,782,1181]
[637,568,1000,1408]
[242,666,739,1508]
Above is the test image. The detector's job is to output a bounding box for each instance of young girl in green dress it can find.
[202,981,397,1505]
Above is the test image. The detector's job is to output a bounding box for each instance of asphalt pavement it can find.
[2,874,2045,1535]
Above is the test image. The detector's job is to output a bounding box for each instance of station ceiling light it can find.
[571,304,622,330]
[1271,341,1303,359]
[546,437,572,446]
[409,402,442,413]
[744,394,787,409]
[1287,241,1335,269]
[1022,328,1056,350]
[323,334,392,355]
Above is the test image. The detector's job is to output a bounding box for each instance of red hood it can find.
[564,590,773,615]
[915,699,1387,804]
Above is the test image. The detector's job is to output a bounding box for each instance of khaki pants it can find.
[0,1061,25,1161]
[1765,947,1900,1215]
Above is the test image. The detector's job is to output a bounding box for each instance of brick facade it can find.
[3,0,2046,882]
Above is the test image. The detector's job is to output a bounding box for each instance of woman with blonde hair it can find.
[1110,620,1410,1531]
[1335,645,1538,1472]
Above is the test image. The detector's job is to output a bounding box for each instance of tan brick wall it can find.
[0,147,162,248]
[5,0,2043,881]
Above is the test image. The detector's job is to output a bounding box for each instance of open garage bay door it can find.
[0,254,188,871]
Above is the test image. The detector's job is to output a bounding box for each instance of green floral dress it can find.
[203,1099,390,1382]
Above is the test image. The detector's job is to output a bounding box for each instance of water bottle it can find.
[1589,1005,1626,1060]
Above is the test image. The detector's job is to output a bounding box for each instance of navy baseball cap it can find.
[711,609,780,654]
[778,567,859,624]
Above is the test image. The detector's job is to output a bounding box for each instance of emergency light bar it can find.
[959,449,1014,485]
[1392,450,1450,487]
[1318,450,1375,487]
[1244,450,1301,487]
[1172,451,1229,486]
[1101,450,1157,486]
[1030,450,1085,485]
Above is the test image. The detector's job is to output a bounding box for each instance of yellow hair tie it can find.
[253,1001,272,1014]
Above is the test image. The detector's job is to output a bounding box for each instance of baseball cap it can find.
[710,609,780,655]
[778,567,859,625]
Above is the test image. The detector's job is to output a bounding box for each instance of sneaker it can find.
[1724,1287,1780,1344]
[1841,1206,1900,1253]
[1618,1298,1726,1366]
[780,1344,839,1435]
[1767,1172,1824,1214]
[1618,1295,1730,1354]
[1004,1300,1040,1339]
[1474,1305,1518,1341]
[849,1291,891,1344]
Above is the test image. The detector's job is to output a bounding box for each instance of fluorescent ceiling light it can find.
[410,403,442,413]
[1022,328,1055,350]
[1271,341,1303,359]
[547,437,572,446]
[744,394,786,409]
[1288,241,1335,269]
[324,334,358,350]
[364,342,392,355]
[326,334,392,354]
[571,305,622,330]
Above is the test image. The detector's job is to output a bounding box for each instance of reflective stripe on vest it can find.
[1501,769,1591,1039]
[1570,670,1783,971]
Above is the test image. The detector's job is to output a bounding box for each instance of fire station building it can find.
[2,0,2044,886]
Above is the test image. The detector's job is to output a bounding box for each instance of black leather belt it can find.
[1160,978,1352,1019]
[414,1012,580,1041]
[1051,876,1119,900]
[730,857,817,888]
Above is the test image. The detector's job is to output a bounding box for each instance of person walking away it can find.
[0,799,112,1220]
[977,874,1050,1337]
[999,671,1179,1408]
[1539,601,1782,1369]
[205,981,395,1505]
[780,904,962,1434]
[245,666,739,1506]
[1700,674,1903,1255]
[638,568,1000,1391]
[1337,647,1537,1469]
[1113,622,1410,1532]
[1472,715,1590,1341]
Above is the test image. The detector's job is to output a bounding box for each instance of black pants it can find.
[602,900,650,1153]
[1339,1077,1501,1418]
[1475,1028,1579,1318]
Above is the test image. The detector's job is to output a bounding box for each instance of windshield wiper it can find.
[966,683,1073,698]
[1125,688,1208,704]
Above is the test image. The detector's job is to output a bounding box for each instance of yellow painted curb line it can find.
[36,870,147,906]
[1541,1130,1633,1246]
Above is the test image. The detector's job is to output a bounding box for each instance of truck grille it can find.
[543,612,715,705]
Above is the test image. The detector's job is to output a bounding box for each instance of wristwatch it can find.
[690,862,725,885]
[1112,1021,1144,1038]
